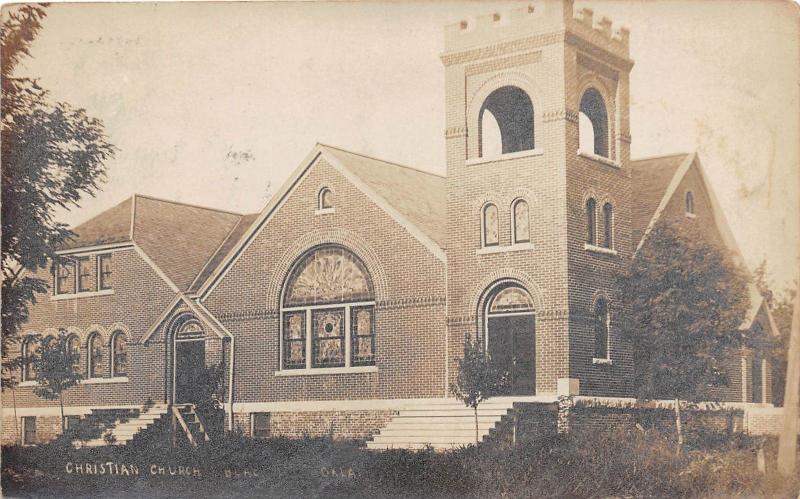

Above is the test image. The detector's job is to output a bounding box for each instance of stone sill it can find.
[476,243,535,255]
[314,208,335,216]
[465,148,545,166]
[592,358,613,366]
[685,212,697,219]
[275,366,378,376]
[577,150,621,169]
[51,289,114,301]
[584,244,618,256]
[81,377,129,384]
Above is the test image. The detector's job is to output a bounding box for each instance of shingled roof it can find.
[630,153,690,246]
[321,145,447,249]
[63,194,251,292]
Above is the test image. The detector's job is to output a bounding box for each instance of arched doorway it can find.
[484,283,536,395]
[171,316,206,404]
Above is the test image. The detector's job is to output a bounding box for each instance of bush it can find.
[3,429,798,498]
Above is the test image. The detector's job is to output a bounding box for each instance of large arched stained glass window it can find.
[111,332,128,377]
[282,246,376,370]
[67,335,81,374]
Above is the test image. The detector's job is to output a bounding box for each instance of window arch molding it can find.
[318,187,333,211]
[266,228,389,311]
[279,244,377,371]
[471,271,545,326]
[467,72,543,159]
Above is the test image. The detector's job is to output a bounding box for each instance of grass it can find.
[2,428,798,498]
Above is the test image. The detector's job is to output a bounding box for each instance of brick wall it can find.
[203,155,448,403]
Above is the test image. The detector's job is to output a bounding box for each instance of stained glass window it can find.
[312,309,345,367]
[112,332,127,377]
[284,247,373,307]
[483,203,499,247]
[88,333,103,378]
[513,199,530,244]
[282,245,376,370]
[351,306,375,366]
[283,312,306,369]
[488,286,534,314]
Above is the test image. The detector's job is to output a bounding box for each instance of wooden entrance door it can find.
[487,314,535,395]
[174,340,205,404]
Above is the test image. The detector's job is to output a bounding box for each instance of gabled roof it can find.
[196,143,447,298]
[631,153,690,247]
[62,194,248,292]
[322,145,447,248]
[631,151,778,335]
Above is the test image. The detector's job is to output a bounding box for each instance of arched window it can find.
[593,297,610,359]
[87,333,103,378]
[318,187,333,210]
[579,88,609,157]
[512,199,530,244]
[110,332,128,377]
[586,198,597,245]
[482,203,499,247]
[282,246,375,369]
[66,335,81,374]
[22,336,38,381]
[685,191,695,215]
[479,86,535,157]
[602,202,614,249]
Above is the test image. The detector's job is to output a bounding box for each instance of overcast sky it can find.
[13,0,800,291]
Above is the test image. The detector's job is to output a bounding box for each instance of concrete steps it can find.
[366,399,515,450]
[78,404,170,447]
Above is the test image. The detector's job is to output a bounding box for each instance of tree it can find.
[450,338,508,445]
[1,5,115,387]
[616,222,750,453]
[32,330,83,432]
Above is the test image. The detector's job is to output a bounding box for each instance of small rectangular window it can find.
[77,257,93,292]
[98,254,113,290]
[22,416,37,445]
[56,261,74,295]
[64,415,81,431]
[252,413,270,438]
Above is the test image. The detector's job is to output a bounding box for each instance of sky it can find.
[11,0,800,291]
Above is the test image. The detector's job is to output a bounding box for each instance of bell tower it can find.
[443,0,635,396]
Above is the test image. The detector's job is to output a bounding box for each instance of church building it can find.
[2,0,778,447]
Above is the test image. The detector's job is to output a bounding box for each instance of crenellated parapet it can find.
[443,0,630,64]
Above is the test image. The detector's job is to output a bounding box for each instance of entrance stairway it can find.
[76,403,209,447]
[79,403,170,447]
[366,399,517,450]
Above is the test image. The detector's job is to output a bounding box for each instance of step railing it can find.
[170,404,210,447]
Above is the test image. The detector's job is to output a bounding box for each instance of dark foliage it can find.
[1,5,116,387]
[615,222,750,402]
[2,429,797,498]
